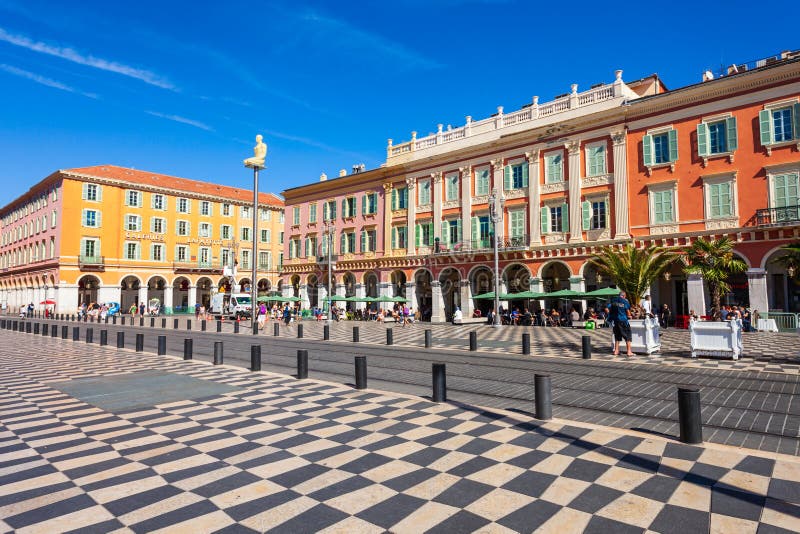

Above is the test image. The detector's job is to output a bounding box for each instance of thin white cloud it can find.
[145,111,213,131]
[0,63,98,98]
[0,27,176,90]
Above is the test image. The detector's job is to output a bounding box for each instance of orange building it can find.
[0,165,284,314]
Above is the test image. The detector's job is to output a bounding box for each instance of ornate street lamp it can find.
[323,220,335,323]
[488,188,505,328]
[244,135,267,334]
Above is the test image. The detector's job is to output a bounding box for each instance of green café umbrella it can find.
[544,289,582,298]
[257,295,286,302]
[329,295,349,301]
[507,290,546,299]
[369,295,396,303]
[582,287,620,298]
[473,291,518,300]
[391,296,408,303]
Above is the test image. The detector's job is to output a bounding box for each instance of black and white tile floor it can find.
[1,334,798,533]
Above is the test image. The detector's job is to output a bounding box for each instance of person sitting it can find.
[522,308,532,326]
[377,310,385,323]
[452,306,463,324]
[583,308,597,329]
[510,308,520,325]
[548,308,560,327]
[473,308,482,318]
[570,308,580,326]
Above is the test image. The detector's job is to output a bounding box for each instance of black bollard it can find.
[251,345,261,371]
[33,323,40,335]
[105,316,109,324]
[274,323,279,336]
[386,328,393,345]
[217,320,222,333]
[432,363,447,402]
[174,318,179,329]
[323,324,329,340]
[522,333,531,355]
[581,335,592,359]
[150,317,155,328]
[12,320,17,331]
[135,333,144,352]
[252,320,258,336]
[297,324,303,338]
[297,349,308,379]
[139,317,144,327]
[355,356,367,390]
[425,329,432,348]
[121,316,126,326]
[213,341,223,365]
[113,316,117,325]
[42,323,49,336]
[25,321,31,333]
[84,315,88,323]
[353,326,360,343]
[72,326,79,341]
[71,315,75,321]
[51,325,58,338]
[183,338,193,360]
[678,386,703,444]
[186,319,191,330]
[469,331,477,351]
[61,325,68,339]
[116,331,125,349]
[234,321,239,334]
[202,320,207,332]
[100,330,108,346]
[161,318,166,328]
[86,328,93,343]
[157,335,166,355]
[535,374,552,420]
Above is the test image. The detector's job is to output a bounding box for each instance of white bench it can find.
[610,317,661,354]
[690,319,743,360]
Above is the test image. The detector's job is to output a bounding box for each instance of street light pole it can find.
[489,188,503,328]
[326,222,334,323]
[244,134,267,335]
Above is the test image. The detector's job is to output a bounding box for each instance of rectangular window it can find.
[479,216,491,245]
[221,225,231,240]
[549,206,563,233]
[545,153,563,183]
[241,206,251,219]
[417,222,433,247]
[293,206,300,225]
[396,226,407,249]
[774,107,794,143]
[82,209,99,227]
[773,173,799,208]
[199,247,210,265]
[151,244,164,262]
[309,203,317,224]
[582,200,607,230]
[510,210,525,238]
[177,198,189,213]
[81,238,98,258]
[175,245,188,262]
[125,242,139,260]
[391,187,408,210]
[653,133,670,164]
[152,194,165,210]
[708,121,727,154]
[323,200,336,221]
[447,219,460,244]
[176,220,189,236]
[126,190,141,207]
[446,174,459,200]
[151,217,165,233]
[200,201,211,216]
[709,182,733,218]
[587,144,606,176]
[653,190,674,223]
[259,251,269,268]
[241,250,250,269]
[505,164,528,190]
[265,229,271,243]
[475,168,490,196]
[418,180,431,205]
[126,215,141,231]
[265,209,272,221]
[84,184,99,201]
[51,210,57,228]
[260,229,268,243]
[221,249,231,267]
[199,223,211,238]
[305,236,317,257]
[342,197,356,218]
[241,227,251,241]
[222,203,231,216]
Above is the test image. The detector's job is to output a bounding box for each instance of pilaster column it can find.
[188,285,197,310]
[432,172,443,242]
[379,282,390,298]
[460,165,472,246]
[570,276,586,315]
[746,268,769,315]
[138,287,148,309]
[526,150,541,246]
[567,141,583,243]
[382,183,393,253]
[612,130,630,239]
[530,277,545,312]
[460,279,473,319]
[355,283,366,311]
[98,285,121,309]
[431,280,445,322]
[59,284,78,314]
[299,284,309,310]
[335,283,345,298]
[52,285,61,314]
[282,284,293,298]
[406,282,416,311]
[687,273,706,316]
[490,158,505,238]
[318,284,328,310]
[406,177,417,256]
[163,288,174,314]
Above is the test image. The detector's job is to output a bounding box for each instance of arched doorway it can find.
[257,279,271,297]
[414,270,432,320]
[290,275,301,299]
[503,263,531,314]
[470,266,493,316]
[307,274,319,308]
[147,276,167,311]
[343,273,356,311]
[172,277,190,312]
[438,268,461,321]
[239,278,251,294]
[765,249,797,312]
[541,261,571,314]
[364,272,378,311]
[390,270,406,298]
[77,275,100,307]
[218,277,231,294]
[120,276,140,312]
[196,277,213,309]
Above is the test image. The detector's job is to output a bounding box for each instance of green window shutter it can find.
[540,207,549,234]
[642,134,653,166]
[341,199,347,218]
[521,163,529,187]
[726,117,738,151]
[503,165,511,190]
[710,184,721,217]
[322,202,328,221]
[415,224,421,247]
[471,216,478,241]
[665,191,674,221]
[136,245,141,260]
[561,203,569,233]
[441,221,449,244]
[391,227,397,249]
[455,219,462,242]
[720,182,732,216]
[759,110,773,145]
[667,129,678,162]
[582,201,591,230]
[510,211,523,237]
[403,188,408,208]
[361,195,366,215]
[360,231,366,252]
[391,189,398,210]
[697,123,709,157]
[775,175,787,207]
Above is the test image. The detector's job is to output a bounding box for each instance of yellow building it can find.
[0,165,284,314]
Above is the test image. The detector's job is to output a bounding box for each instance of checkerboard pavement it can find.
[2,334,800,532]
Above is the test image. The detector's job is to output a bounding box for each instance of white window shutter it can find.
[96,211,102,228]
[81,183,88,200]
[561,203,569,232]
[540,207,549,234]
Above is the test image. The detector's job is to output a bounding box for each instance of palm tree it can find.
[589,244,679,305]
[771,242,800,280]
[684,237,747,319]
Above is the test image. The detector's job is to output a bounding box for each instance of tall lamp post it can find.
[323,221,335,323]
[489,188,504,328]
[244,134,267,335]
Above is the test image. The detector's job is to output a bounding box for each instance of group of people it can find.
[129,302,161,316]
[77,302,114,320]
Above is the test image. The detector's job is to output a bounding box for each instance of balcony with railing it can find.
[79,255,105,271]
[433,235,529,254]
[173,260,223,274]
[756,206,800,227]
[387,73,631,164]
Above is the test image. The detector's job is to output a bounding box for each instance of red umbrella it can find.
[40,299,56,305]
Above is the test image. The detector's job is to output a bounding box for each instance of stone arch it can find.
[147,276,167,311]
[307,274,319,308]
[196,277,214,309]
[172,276,191,312]
[238,278,251,294]
[257,278,271,297]
[77,274,101,307]
[218,277,231,293]
[389,270,406,298]
[469,265,494,316]
[289,275,301,298]
[413,268,433,319]
[438,267,461,320]
[502,263,531,293]
[537,259,573,279]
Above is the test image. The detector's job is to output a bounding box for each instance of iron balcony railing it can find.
[756,206,800,226]
[172,261,223,273]
[79,255,105,270]
[434,234,529,253]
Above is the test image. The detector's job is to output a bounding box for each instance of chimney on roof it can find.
[702,70,714,82]
[352,163,366,174]
[339,169,346,177]
[320,172,327,182]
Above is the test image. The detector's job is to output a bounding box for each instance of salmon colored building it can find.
[0,165,284,314]
[281,50,800,321]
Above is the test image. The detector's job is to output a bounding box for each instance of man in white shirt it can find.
[642,295,652,316]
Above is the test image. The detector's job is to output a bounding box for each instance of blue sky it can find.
[0,0,795,206]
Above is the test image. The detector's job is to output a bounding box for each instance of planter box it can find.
[610,317,661,354]
[690,319,743,360]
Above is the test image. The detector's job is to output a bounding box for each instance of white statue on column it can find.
[244,135,267,168]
